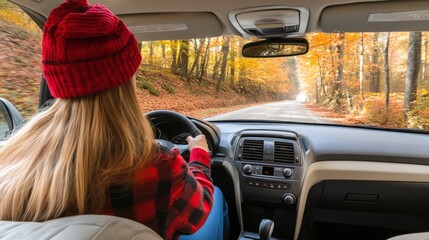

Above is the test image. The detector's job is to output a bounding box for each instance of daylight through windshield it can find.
[129,33,429,131]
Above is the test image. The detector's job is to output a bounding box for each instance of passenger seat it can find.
[388,232,429,240]
[0,215,162,240]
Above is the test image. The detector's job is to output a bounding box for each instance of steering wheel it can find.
[145,110,202,160]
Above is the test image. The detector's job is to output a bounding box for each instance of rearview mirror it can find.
[242,38,309,58]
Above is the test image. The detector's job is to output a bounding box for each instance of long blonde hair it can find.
[0,77,155,221]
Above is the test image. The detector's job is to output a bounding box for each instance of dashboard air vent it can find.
[241,139,264,161]
[274,141,295,163]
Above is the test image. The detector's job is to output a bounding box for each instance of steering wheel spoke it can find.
[156,139,190,158]
[147,110,203,161]
[174,144,189,155]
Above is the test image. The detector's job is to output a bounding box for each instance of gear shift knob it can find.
[259,219,274,240]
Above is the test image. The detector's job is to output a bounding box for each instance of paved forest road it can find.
[206,101,330,123]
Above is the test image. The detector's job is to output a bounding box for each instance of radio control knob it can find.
[243,164,253,175]
[283,168,293,177]
[282,193,296,205]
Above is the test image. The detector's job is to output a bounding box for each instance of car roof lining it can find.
[8,0,429,40]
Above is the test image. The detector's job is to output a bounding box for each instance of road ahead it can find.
[206,101,330,123]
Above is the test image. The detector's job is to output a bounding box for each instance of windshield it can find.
[139,34,429,131]
[1,2,428,131]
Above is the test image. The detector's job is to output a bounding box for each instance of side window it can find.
[0,0,42,120]
[0,99,24,141]
[0,104,9,140]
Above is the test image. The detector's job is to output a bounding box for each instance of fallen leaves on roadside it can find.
[135,68,272,118]
[304,103,363,125]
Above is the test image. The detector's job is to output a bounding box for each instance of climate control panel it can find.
[233,133,305,204]
[242,163,293,178]
[238,161,302,204]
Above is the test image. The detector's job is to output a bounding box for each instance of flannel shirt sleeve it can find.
[165,147,214,239]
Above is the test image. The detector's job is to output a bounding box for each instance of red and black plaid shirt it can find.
[101,147,214,240]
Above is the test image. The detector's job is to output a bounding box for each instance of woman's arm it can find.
[164,145,214,239]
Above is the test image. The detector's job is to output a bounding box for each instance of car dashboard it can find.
[193,119,429,240]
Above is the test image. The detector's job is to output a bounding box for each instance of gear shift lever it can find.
[259,219,274,240]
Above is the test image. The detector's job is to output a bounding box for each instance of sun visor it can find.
[321,1,429,32]
[120,12,223,41]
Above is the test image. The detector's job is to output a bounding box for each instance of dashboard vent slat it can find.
[274,141,295,163]
[241,139,264,161]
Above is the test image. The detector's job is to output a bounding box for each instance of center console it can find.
[233,130,307,239]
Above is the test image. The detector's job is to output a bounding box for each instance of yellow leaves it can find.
[362,97,405,127]
[0,10,39,32]
[420,89,429,96]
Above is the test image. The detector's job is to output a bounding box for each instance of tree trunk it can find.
[239,62,246,92]
[161,42,166,68]
[149,41,154,65]
[315,77,319,103]
[179,40,190,79]
[217,37,230,92]
[359,33,364,99]
[229,40,236,89]
[421,34,428,85]
[383,32,391,108]
[212,48,221,80]
[287,58,300,94]
[328,34,337,97]
[196,43,201,78]
[188,39,204,79]
[171,40,178,73]
[199,38,211,82]
[404,32,422,122]
[317,56,327,97]
[370,33,381,92]
[345,89,353,110]
[332,33,345,98]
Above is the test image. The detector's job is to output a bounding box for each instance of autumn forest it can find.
[138,32,429,129]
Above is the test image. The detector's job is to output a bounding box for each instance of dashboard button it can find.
[243,164,253,174]
[254,165,262,170]
[253,165,262,175]
[283,168,293,177]
[273,167,284,177]
[246,180,290,190]
[282,193,296,204]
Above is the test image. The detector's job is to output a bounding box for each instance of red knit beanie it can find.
[42,0,142,98]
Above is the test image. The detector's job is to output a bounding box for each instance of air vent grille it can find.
[241,139,264,161]
[274,141,295,163]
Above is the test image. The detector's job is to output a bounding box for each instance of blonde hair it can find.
[0,78,155,221]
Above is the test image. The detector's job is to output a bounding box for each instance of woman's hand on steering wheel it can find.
[186,135,209,152]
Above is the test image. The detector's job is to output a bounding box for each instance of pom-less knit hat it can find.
[42,0,141,98]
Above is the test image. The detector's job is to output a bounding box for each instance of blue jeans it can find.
[179,186,229,240]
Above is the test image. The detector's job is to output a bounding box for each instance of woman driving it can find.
[0,0,227,239]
